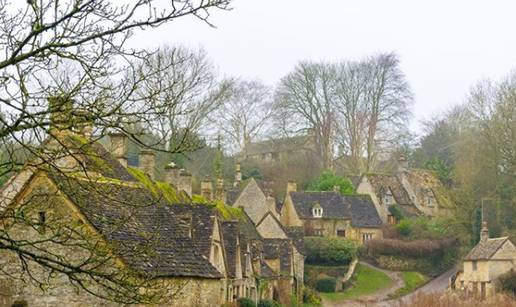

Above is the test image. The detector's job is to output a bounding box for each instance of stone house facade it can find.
[280,186,383,245]
[453,223,516,299]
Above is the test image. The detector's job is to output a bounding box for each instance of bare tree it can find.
[274,62,336,170]
[211,78,274,154]
[0,0,231,304]
[362,53,412,172]
[130,45,231,153]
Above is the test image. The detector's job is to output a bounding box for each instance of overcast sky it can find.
[133,0,516,133]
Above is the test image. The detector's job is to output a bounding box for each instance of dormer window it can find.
[312,204,323,218]
[383,189,394,206]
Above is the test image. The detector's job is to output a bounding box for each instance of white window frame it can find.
[312,207,323,218]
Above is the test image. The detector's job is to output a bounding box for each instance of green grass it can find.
[388,271,428,299]
[320,264,393,301]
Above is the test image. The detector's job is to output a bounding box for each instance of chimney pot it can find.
[139,149,155,180]
[480,221,489,242]
[234,163,242,187]
[109,132,127,167]
[286,180,297,194]
[201,177,213,201]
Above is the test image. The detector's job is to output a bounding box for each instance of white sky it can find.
[132,0,516,133]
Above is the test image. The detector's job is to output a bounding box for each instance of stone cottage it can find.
[356,158,454,224]
[453,223,516,299]
[280,183,383,244]
[0,132,228,306]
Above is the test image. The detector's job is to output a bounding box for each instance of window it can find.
[312,207,323,218]
[337,229,346,237]
[362,233,373,242]
[314,229,323,237]
[384,194,393,205]
[387,215,397,225]
[472,260,477,271]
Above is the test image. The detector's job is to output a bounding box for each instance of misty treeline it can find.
[412,72,516,242]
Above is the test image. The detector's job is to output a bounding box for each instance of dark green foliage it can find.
[388,205,405,222]
[396,219,412,236]
[497,270,516,295]
[308,170,354,194]
[305,237,358,265]
[424,158,452,186]
[315,276,337,293]
[302,286,322,305]
[237,297,255,307]
[257,299,280,307]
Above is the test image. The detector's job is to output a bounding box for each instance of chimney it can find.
[139,149,155,180]
[398,155,409,173]
[234,163,242,187]
[179,170,192,197]
[48,96,73,135]
[286,180,297,194]
[215,178,227,203]
[201,177,213,201]
[164,163,181,186]
[109,132,127,167]
[74,109,93,139]
[480,221,489,242]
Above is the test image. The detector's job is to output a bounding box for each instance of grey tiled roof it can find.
[464,237,511,260]
[290,191,351,219]
[346,195,383,228]
[221,221,240,278]
[290,191,381,228]
[49,173,222,279]
[285,226,306,255]
[263,239,292,274]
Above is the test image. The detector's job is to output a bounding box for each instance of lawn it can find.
[321,264,393,301]
[388,271,428,299]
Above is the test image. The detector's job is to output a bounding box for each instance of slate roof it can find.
[464,237,511,260]
[260,260,277,278]
[221,221,240,278]
[345,195,383,228]
[263,239,292,274]
[226,178,275,206]
[289,191,382,228]
[289,191,351,219]
[365,174,412,205]
[284,226,306,255]
[64,135,136,182]
[49,173,221,279]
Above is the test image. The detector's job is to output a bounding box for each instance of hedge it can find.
[365,238,457,258]
[305,237,358,265]
[257,299,281,307]
[315,276,337,293]
[237,297,255,307]
[303,286,322,305]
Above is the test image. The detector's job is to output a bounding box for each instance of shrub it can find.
[366,238,457,258]
[498,269,516,295]
[257,299,280,307]
[388,204,405,221]
[315,276,337,293]
[396,219,412,236]
[305,237,358,265]
[303,286,322,305]
[11,301,28,307]
[237,297,255,307]
[308,171,354,194]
